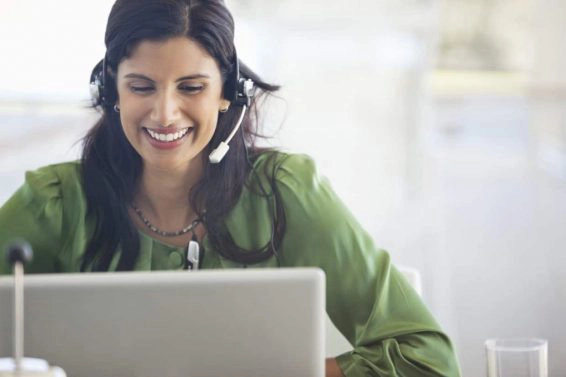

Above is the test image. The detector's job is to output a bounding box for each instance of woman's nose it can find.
[150,90,181,127]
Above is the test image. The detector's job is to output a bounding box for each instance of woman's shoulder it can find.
[21,161,83,204]
[0,161,85,274]
[25,160,82,181]
[251,150,322,192]
[225,151,325,252]
[6,161,84,214]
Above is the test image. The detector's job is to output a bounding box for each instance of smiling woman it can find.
[116,37,228,170]
[0,0,461,376]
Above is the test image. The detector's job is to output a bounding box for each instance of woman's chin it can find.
[140,152,204,173]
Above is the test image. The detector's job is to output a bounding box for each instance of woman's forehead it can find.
[118,37,221,79]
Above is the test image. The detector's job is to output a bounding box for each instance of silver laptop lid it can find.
[0,268,325,377]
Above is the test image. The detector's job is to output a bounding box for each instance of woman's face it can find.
[115,36,230,171]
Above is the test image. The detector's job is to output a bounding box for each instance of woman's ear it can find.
[219,99,230,113]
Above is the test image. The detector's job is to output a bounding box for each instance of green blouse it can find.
[0,152,460,376]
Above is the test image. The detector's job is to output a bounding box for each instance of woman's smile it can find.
[143,127,193,149]
[145,127,190,142]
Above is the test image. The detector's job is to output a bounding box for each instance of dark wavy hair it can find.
[81,0,285,271]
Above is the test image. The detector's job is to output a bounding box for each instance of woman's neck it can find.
[134,158,204,229]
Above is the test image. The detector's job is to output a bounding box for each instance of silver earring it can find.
[114,104,120,113]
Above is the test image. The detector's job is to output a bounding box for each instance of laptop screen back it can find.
[0,268,325,377]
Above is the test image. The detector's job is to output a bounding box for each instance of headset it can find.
[89,51,255,164]
[208,56,255,164]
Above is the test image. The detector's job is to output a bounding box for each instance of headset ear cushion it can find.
[89,59,105,106]
[223,61,239,102]
[89,79,102,105]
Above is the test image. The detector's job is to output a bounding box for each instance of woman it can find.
[0,0,461,375]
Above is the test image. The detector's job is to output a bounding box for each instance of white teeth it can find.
[146,128,189,142]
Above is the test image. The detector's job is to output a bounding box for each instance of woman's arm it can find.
[272,154,461,376]
[326,358,344,377]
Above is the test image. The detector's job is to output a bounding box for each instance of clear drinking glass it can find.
[485,338,548,377]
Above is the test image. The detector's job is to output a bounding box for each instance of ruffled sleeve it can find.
[0,162,85,274]
[271,154,461,376]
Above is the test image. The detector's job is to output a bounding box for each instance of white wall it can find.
[529,0,566,180]
[0,1,114,100]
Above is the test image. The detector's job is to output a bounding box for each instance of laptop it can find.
[0,268,325,377]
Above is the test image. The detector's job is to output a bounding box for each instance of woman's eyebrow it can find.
[122,73,210,82]
[175,74,210,82]
[123,73,155,82]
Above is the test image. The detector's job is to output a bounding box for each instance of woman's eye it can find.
[130,86,154,93]
[179,84,204,93]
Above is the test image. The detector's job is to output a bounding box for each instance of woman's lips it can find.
[143,127,193,149]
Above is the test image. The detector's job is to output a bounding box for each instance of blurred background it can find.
[1,0,565,375]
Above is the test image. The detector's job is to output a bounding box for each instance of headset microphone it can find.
[208,102,248,164]
[208,56,255,164]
